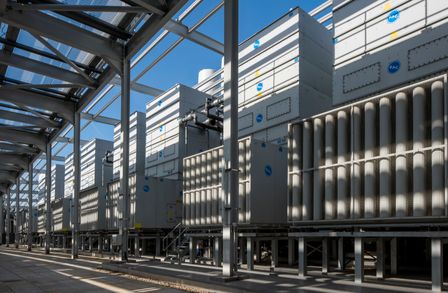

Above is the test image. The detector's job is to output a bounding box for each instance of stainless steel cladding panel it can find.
[37,202,45,233]
[106,173,182,230]
[38,164,65,202]
[64,153,74,198]
[51,198,71,232]
[288,76,448,225]
[333,0,448,104]
[113,112,146,180]
[79,187,106,231]
[183,137,287,227]
[80,139,113,191]
[145,84,220,179]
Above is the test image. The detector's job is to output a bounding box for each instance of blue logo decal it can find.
[264,165,272,176]
[387,10,400,23]
[388,60,400,74]
[256,82,263,91]
[333,38,339,44]
[159,150,163,158]
[278,146,283,152]
[261,142,266,148]
[157,100,162,107]
[256,114,263,123]
[143,185,150,192]
[288,11,294,18]
[294,57,300,63]
[253,39,261,49]
[159,125,164,132]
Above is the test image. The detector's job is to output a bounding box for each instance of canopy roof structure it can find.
[0,0,188,195]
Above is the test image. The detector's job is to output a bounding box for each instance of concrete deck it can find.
[1,246,445,292]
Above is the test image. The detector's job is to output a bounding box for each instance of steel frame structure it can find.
[0,0,333,270]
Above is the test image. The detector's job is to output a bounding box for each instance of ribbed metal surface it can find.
[79,187,105,231]
[183,137,287,227]
[288,76,447,224]
[51,198,71,232]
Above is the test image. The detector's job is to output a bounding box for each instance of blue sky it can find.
[47,0,329,158]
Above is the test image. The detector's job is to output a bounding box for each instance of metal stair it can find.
[162,222,189,263]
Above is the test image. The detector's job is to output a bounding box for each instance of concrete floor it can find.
[0,247,184,293]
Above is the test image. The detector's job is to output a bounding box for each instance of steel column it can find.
[119,54,131,262]
[354,237,364,284]
[189,237,196,264]
[27,163,33,251]
[15,177,19,248]
[214,237,221,267]
[246,237,254,270]
[71,111,80,259]
[222,0,238,278]
[322,238,329,275]
[431,238,444,292]
[390,238,397,274]
[0,195,4,245]
[271,239,278,268]
[288,238,295,266]
[338,237,344,270]
[298,237,307,278]
[45,143,52,254]
[376,238,385,279]
[6,189,10,246]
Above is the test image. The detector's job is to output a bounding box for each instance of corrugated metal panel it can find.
[79,186,106,231]
[183,137,287,227]
[80,139,113,191]
[51,198,71,232]
[333,0,448,104]
[106,173,182,230]
[288,76,447,224]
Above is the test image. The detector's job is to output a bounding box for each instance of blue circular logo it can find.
[388,60,401,74]
[157,100,162,107]
[288,11,294,18]
[143,185,150,192]
[159,125,164,132]
[387,10,400,23]
[264,165,272,176]
[253,40,261,49]
[294,57,300,63]
[159,150,163,158]
[278,146,283,152]
[256,82,263,91]
[256,114,263,123]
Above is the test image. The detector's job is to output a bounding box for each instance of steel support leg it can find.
[214,237,222,267]
[390,238,397,275]
[45,143,52,254]
[298,237,307,278]
[338,237,344,270]
[256,240,261,262]
[6,189,10,247]
[15,177,20,249]
[27,163,33,251]
[322,238,329,275]
[189,237,196,264]
[271,239,278,268]
[222,0,239,278]
[355,237,364,284]
[431,238,444,292]
[247,237,254,271]
[376,238,385,279]
[156,236,161,256]
[288,238,295,266]
[134,235,140,257]
[119,55,131,262]
[0,195,4,245]
[98,235,103,254]
[72,111,80,259]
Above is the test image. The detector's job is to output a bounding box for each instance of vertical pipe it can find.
[27,163,33,251]
[376,238,384,279]
[379,98,392,218]
[184,158,190,226]
[214,237,221,267]
[15,177,19,248]
[288,238,295,266]
[72,111,80,259]
[338,237,344,270]
[119,55,131,261]
[352,106,362,218]
[431,81,445,216]
[200,154,206,225]
[189,237,195,264]
[364,102,377,218]
[211,150,218,224]
[298,237,307,278]
[303,121,313,220]
[190,157,196,226]
[6,189,10,246]
[45,143,52,254]
[206,152,212,225]
[271,239,278,268]
[238,141,246,223]
[324,115,336,220]
[195,157,201,226]
[395,92,408,217]
[390,238,397,274]
[245,140,251,222]
[222,0,239,277]
[291,124,302,221]
[337,111,349,219]
[354,237,364,284]
[431,238,444,292]
[413,87,427,217]
[322,238,328,275]
[313,118,323,220]
[0,195,4,245]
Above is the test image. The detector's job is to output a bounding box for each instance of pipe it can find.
[291,124,302,221]
[337,111,349,219]
[351,106,362,219]
[313,118,323,220]
[364,102,377,218]
[303,121,313,221]
[379,98,392,218]
[324,115,335,220]
[395,92,408,217]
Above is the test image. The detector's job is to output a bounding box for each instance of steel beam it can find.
[81,113,120,126]
[8,3,148,13]
[222,0,238,278]
[0,9,122,63]
[37,154,65,162]
[0,171,17,184]
[0,52,95,87]
[0,143,39,155]
[54,137,88,145]
[0,128,47,151]
[165,20,224,54]
[119,56,131,261]
[27,163,33,251]
[45,143,51,254]
[127,0,166,15]
[0,154,29,170]
[15,177,19,248]
[110,76,164,97]
[0,88,75,122]
[71,111,80,259]
[0,164,22,173]
[0,109,61,129]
